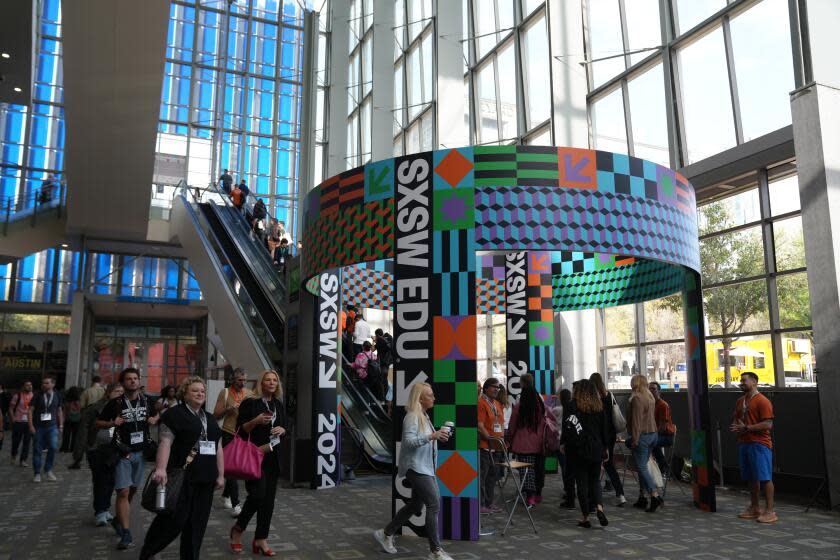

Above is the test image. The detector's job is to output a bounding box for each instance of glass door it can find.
[125,340,166,395]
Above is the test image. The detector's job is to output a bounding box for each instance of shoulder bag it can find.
[223,427,264,480]
[141,440,199,515]
[610,392,627,434]
[541,401,560,454]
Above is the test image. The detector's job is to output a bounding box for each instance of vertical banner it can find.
[393,153,435,534]
[682,270,716,511]
[393,149,480,541]
[312,268,342,489]
[504,251,528,403]
[527,251,555,397]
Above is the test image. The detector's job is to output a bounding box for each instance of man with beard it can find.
[213,368,252,516]
[729,371,776,523]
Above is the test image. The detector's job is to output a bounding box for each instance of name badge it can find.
[269,435,281,449]
[40,413,52,422]
[199,441,216,455]
[493,423,502,433]
[130,431,144,445]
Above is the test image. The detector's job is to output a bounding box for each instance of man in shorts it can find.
[96,368,159,549]
[730,371,777,523]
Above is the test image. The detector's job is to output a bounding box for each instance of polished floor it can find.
[0,450,837,559]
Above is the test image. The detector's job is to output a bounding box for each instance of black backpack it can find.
[366,356,382,380]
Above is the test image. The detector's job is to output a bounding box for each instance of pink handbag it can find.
[223,429,264,480]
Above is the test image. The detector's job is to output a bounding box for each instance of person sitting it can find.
[353,341,384,402]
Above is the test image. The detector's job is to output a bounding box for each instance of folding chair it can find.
[488,437,538,536]
[660,427,686,498]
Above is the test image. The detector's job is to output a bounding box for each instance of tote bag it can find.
[223,428,264,480]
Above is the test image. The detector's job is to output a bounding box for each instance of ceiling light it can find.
[13,87,22,92]
[1,53,10,59]
[61,243,69,248]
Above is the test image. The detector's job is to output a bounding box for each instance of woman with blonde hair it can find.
[373,382,453,560]
[230,370,287,556]
[140,376,224,560]
[562,379,610,528]
[626,374,663,512]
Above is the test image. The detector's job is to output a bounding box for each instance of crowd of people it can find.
[340,304,394,407]
[0,361,777,558]
[218,170,291,272]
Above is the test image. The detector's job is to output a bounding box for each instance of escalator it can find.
[174,185,393,466]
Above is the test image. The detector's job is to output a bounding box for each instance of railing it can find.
[1,182,67,236]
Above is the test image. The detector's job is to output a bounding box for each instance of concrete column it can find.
[371,0,396,161]
[64,292,88,387]
[547,0,589,148]
[556,309,598,389]
[326,0,351,176]
[436,0,467,149]
[791,82,840,508]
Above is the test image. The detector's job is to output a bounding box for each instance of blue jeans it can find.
[33,425,59,474]
[631,432,659,494]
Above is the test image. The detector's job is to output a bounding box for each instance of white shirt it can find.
[353,318,371,345]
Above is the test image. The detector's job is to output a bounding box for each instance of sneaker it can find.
[105,511,114,522]
[525,495,537,507]
[95,512,109,527]
[20,461,28,467]
[117,530,134,550]
[33,474,41,483]
[45,471,57,481]
[428,549,453,560]
[373,529,398,554]
[615,495,627,507]
[480,506,493,514]
[222,496,233,509]
[110,517,124,538]
[757,510,778,524]
[738,506,761,520]
[230,504,242,517]
[489,504,504,513]
[632,496,648,509]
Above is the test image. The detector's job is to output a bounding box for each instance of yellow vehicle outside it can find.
[704,337,813,386]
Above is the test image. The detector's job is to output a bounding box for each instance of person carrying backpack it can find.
[562,378,610,529]
[353,341,384,401]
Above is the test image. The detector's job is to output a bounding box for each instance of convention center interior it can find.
[0,0,838,558]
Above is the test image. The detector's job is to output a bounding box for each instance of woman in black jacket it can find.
[140,376,224,560]
[562,378,609,528]
[590,372,626,506]
[229,370,287,556]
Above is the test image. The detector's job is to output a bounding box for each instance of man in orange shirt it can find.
[478,378,505,514]
[649,381,676,474]
[729,371,776,523]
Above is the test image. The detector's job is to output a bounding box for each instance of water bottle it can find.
[443,421,455,436]
[156,484,167,510]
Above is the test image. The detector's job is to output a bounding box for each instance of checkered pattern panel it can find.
[342,266,392,309]
[475,277,504,314]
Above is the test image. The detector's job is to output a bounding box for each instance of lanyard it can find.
[44,392,53,410]
[481,394,498,418]
[263,398,276,426]
[124,396,144,432]
[187,405,208,441]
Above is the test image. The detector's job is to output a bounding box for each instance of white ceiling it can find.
[62,0,170,241]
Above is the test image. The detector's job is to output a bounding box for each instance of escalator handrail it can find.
[174,193,274,370]
[339,374,392,463]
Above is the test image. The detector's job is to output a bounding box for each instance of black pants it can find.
[140,481,215,560]
[573,458,602,516]
[11,422,31,461]
[87,449,115,515]
[221,432,240,506]
[236,459,279,540]
[602,441,624,496]
[61,421,79,451]
[479,449,500,507]
[363,371,384,401]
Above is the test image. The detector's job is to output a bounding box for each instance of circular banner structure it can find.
[303,146,715,540]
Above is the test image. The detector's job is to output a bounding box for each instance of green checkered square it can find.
[433,360,456,382]
[455,381,477,405]
[433,404,456,427]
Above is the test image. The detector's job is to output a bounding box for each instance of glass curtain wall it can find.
[345,0,374,168]
[157,0,305,235]
[586,0,796,168]
[465,0,551,146]
[313,0,331,186]
[0,0,64,207]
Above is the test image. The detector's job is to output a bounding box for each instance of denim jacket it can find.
[397,411,437,477]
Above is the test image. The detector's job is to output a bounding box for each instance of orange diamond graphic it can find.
[436,452,477,496]
[435,149,473,188]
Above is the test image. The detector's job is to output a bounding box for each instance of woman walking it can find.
[82,381,124,526]
[140,376,225,560]
[373,382,453,560]
[562,379,610,528]
[61,386,82,452]
[590,372,627,506]
[230,370,287,556]
[507,374,554,506]
[627,374,664,512]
